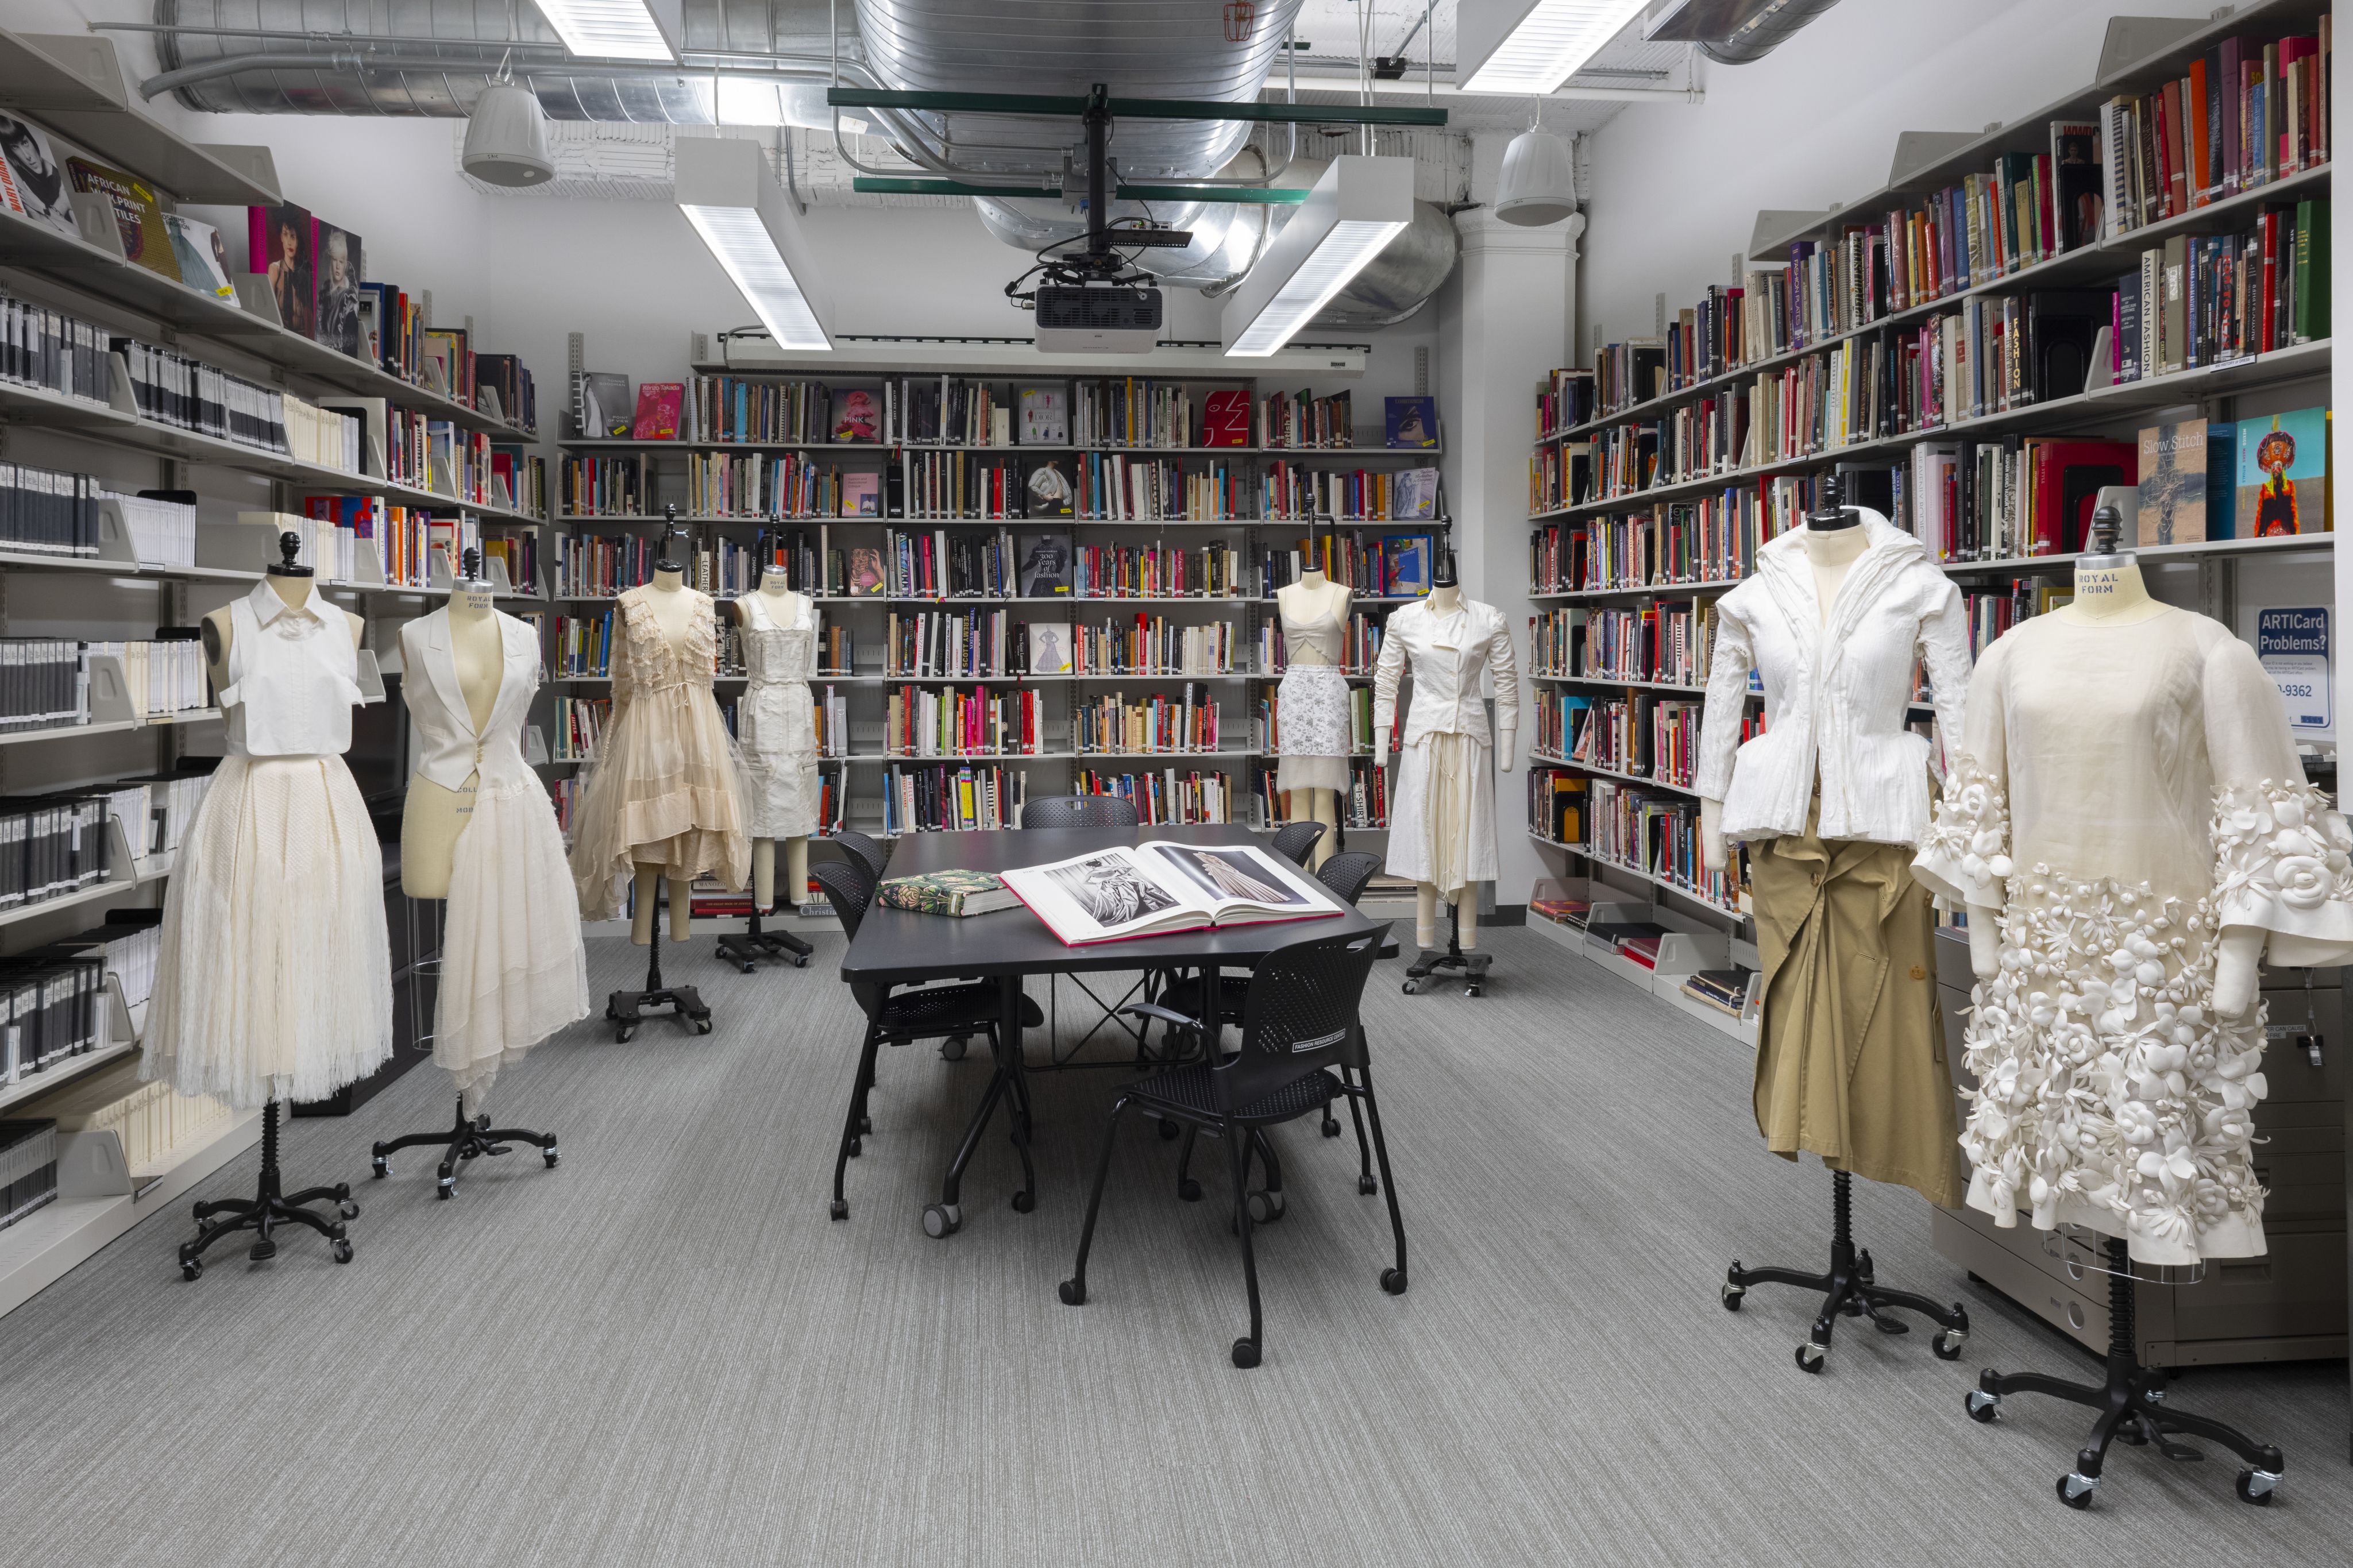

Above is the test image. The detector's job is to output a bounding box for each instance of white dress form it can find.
[632,566,699,944]
[1274,570,1352,869]
[401,566,501,899]
[202,569,366,689]
[738,579,817,911]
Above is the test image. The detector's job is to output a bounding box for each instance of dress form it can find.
[201,532,365,694]
[1275,566,1352,869]
[631,553,698,944]
[742,572,814,911]
[402,550,503,899]
[1699,497,1868,874]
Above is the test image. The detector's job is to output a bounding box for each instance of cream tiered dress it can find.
[567,586,751,917]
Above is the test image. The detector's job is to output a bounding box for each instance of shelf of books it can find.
[1523,1,2333,1041]
[550,361,1446,844]
[0,76,543,1319]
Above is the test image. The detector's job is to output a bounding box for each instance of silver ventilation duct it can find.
[1640,0,1846,65]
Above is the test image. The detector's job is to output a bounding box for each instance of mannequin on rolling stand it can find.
[1272,510,1352,871]
[716,528,816,972]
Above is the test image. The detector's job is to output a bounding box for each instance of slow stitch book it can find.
[632,383,685,440]
[69,159,178,282]
[1001,840,1343,945]
[877,868,1022,917]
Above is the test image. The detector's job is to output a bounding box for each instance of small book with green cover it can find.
[877,868,1022,917]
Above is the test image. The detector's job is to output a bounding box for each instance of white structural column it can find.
[1438,173,1580,909]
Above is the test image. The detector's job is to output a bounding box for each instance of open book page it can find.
[1002,842,1343,946]
[1136,841,1336,922]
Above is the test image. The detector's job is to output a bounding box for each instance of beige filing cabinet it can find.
[1930,928,2349,1368]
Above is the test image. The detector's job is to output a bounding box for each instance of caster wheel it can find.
[1932,1328,1968,1360]
[2056,1473,2097,1509]
[1358,1175,1379,1196]
[1178,1178,1203,1203]
[544,1148,560,1169]
[940,1037,968,1061]
[1966,1389,2001,1424]
[370,1157,388,1179]
[616,1026,637,1043]
[694,1018,713,1035]
[180,1257,202,1282]
[1380,1268,1407,1295]
[921,1203,962,1239]
[1465,983,1484,998]
[1795,1341,1826,1374]
[738,961,756,975]
[830,1199,848,1221]
[859,1116,873,1136]
[332,1239,354,1265]
[1157,1119,1181,1142]
[1401,979,1419,995]
[1230,1338,1261,1369]
[847,1137,862,1158]
[1058,1279,1086,1306]
[436,1179,454,1201]
[1721,1282,1745,1312]
[604,1004,622,1021]
[2236,1469,2279,1507]
[794,953,811,968]
[1010,1191,1035,1214]
[1321,1116,1341,1138]
[1245,1191,1285,1224]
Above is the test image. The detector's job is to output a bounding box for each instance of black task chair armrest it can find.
[1124,1001,1206,1032]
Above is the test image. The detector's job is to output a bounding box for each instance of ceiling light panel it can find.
[674,137,832,351]
[1222,156,1414,358]
[1456,0,1649,95]
[533,0,685,63]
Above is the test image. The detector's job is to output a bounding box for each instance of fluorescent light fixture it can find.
[1456,0,1648,96]
[532,0,684,63]
[674,137,832,351]
[1222,157,1413,358]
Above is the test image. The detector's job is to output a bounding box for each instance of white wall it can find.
[1579,0,2222,349]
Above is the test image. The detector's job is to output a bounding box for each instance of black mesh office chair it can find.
[1060,924,1406,1368]
[1316,851,1380,906]
[1020,794,1141,830]
[1268,820,1328,867]
[831,830,890,894]
[1153,851,1385,1046]
[811,859,1044,1223]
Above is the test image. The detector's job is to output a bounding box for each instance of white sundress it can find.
[736,589,823,840]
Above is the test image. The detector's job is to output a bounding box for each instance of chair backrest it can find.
[1268,820,1328,867]
[831,830,889,890]
[1217,922,1386,1114]
[809,858,873,941]
[1020,794,1140,830]
[1316,852,1381,907]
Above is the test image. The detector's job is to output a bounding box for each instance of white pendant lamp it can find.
[674,137,832,351]
[1457,0,1649,95]
[462,84,556,188]
[1222,156,1414,357]
[532,0,685,63]
[1495,128,1577,226]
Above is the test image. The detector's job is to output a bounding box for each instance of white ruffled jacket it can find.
[1695,508,1972,847]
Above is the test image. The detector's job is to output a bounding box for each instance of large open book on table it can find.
[1001,841,1344,946]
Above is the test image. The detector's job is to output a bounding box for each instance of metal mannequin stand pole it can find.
[177,1100,356,1280]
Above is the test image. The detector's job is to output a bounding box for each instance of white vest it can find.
[399,608,542,791]
[222,581,361,758]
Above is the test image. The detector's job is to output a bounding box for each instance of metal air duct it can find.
[1640,0,1846,65]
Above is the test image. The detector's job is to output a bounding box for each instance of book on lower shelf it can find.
[1001,840,1344,946]
[1679,967,1757,1018]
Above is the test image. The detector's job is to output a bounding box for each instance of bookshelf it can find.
[0,63,543,1319]
[551,359,1447,840]
[1524,0,2336,1009]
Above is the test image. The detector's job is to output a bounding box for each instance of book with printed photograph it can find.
[1001,840,1344,945]
[1017,531,1072,595]
[1019,386,1067,445]
[163,214,238,303]
[312,218,364,354]
[847,546,885,596]
[842,472,881,517]
[832,387,880,443]
[248,202,315,336]
[0,115,80,240]
[1025,620,1072,675]
[69,158,179,282]
[1384,396,1438,447]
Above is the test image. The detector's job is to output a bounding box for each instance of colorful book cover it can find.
[831,388,880,443]
[1384,396,1440,448]
[1023,459,1074,518]
[877,869,1021,917]
[312,219,364,354]
[248,202,315,336]
[841,472,880,517]
[1018,387,1067,445]
[847,546,885,596]
[1385,534,1432,594]
[1202,389,1251,447]
[1017,533,1072,596]
[0,114,80,239]
[2235,407,2332,536]
[2135,419,2234,543]
[631,383,685,440]
[163,214,238,303]
[67,158,179,282]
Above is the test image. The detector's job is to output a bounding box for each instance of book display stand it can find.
[175,1101,357,1281]
[370,1096,559,1200]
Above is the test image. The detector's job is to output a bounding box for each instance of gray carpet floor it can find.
[0,928,2347,1566]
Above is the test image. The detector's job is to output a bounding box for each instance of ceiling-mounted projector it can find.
[1035,284,1164,353]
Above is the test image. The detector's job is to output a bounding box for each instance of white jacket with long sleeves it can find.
[1372,596,1521,753]
[1694,508,1970,848]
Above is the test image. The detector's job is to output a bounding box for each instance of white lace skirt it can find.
[437,770,590,1112]
[1275,664,1352,793]
[144,754,394,1108]
[1386,731,1497,898]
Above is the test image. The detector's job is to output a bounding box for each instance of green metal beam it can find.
[851,177,1311,204]
[826,87,1446,128]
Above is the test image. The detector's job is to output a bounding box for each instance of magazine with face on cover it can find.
[1000,840,1343,945]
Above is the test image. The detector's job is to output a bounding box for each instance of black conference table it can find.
[836,823,1388,1235]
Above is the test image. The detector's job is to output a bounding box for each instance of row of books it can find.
[1251,683,1376,758]
[1069,542,1248,600]
[1259,463,1442,522]
[553,697,607,764]
[1076,769,1236,827]
[0,947,106,1083]
[16,1056,232,1178]
[84,639,206,721]
[1262,532,1437,597]
[1251,762,1388,829]
[1530,604,1714,689]
[2114,202,2329,380]
[380,411,508,509]
[297,498,480,588]
[1256,613,1382,675]
[1587,779,1731,910]
[881,763,1027,834]
[685,451,877,518]
[1533,477,1816,581]
[1068,615,1236,676]
[0,462,119,561]
[884,685,1044,759]
[0,1122,56,1231]
[885,608,1016,679]
[67,916,159,1010]
[0,291,111,406]
[1075,688,1221,755]
[686,374,836,445]
[2099,23,2331,238]
[0,794,111,912]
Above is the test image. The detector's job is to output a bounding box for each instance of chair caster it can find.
[1721,1281,1745,1312]
[180,1257,202,1281]
[794,953,811,968]
[338,1199,360,1220]
[1464,979,1484,998]
[942,1037,968,1061]
[693,1018,713,1035]
[922,1203,962,1238]
[1011,1191,1035,1214]
[2056,1472,2097,1509]
[1178,1178,1202,1202]
[1380,1268,1407,1295]
[1058,1279,1085,1306]
[847,1137,862,1158]
[332,1238,354,1264]
[1157,1119,1181,1141]
[369,1156,388,1179]
[736,960,757,975]
[616,1025,637,1043]
[1357,1174,1379,1196]
[1932,1327,1968,1360]
[1245,1190,1285,1224]
[1230,1337,1261,1369]
[1321,1115,1340,1138]
[2236,1469,2280,1507]
[544,1147,560,1169]
[1400,979,1422,995]
[1795,1341,1826,1374]
[1965,1389,2001,1423]
[859,1116,873,1135]
[436,1177,454,1200]
[829,1198,848,1221]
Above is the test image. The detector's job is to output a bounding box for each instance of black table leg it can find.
[1002,972,1037,1214]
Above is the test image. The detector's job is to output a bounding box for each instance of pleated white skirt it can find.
[1384,731,1497,898]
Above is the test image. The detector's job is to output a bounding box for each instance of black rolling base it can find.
[1399,902,1488,996]
[715,905,813,973]
[1722,1171,1967,1372]
[178,1102,355,1280]
[1964,1234,2283,1508]
[608,914,712,1041]
[372,1096,558,1199]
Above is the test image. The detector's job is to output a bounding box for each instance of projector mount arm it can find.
[1003,84,1195,307]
